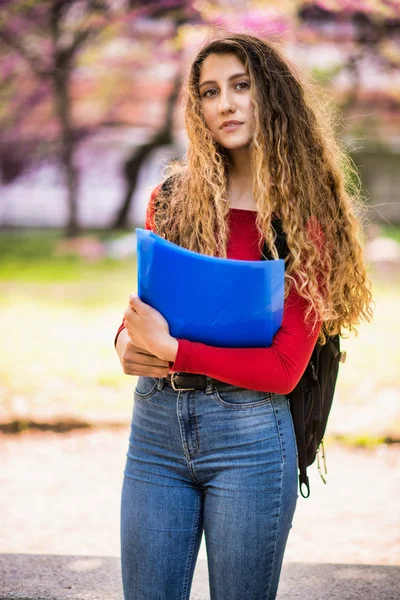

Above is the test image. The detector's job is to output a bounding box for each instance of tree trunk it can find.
[51,3,79,238]
[53,68,79,237]
[112,71,182,230]
[343,54,361,110]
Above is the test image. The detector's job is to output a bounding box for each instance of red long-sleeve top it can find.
[115,185,322,394]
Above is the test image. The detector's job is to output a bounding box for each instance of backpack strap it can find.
[261,219,289,262]
[160,176,175,197]
[288,381,311,498]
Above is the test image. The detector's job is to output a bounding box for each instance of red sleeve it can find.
[145,184,161,231]
[114,321,126,348]
[114,185,161,348]
[170,288,321,394]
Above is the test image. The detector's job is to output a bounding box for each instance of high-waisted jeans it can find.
[121,376,298,600]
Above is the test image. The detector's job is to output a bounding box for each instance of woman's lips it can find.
[220,122,243,131]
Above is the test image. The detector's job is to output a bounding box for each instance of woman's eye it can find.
[201,81,249,97]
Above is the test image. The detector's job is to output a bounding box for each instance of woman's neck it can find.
[227,149,256,211]
[228,146,252,178]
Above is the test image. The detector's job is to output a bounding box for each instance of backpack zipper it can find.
[310,361,317,380]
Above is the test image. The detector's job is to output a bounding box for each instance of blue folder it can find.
[136,228,284,348]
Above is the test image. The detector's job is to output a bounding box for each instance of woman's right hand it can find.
[116,329,170,377]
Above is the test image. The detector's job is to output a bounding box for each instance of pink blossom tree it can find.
[0,0,194,235]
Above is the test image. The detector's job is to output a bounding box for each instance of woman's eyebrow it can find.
[199,72,249,89]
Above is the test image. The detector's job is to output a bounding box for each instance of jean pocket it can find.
[134,376,159,400]
[213,385,272,410]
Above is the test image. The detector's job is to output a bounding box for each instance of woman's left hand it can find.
[124,294,178,363]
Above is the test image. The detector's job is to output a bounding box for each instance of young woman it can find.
[115,34,372,600]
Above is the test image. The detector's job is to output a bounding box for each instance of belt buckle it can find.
[170,373,195,392]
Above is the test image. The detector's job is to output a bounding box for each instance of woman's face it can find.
[198,53,255,152]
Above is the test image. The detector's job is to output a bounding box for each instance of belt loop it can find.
[156,378,165,391]
[205,376,214,395]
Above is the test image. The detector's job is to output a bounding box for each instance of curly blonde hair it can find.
[154,33,373,340]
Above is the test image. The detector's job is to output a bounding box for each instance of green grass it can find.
[0,229,135,284]
[1,230,399,443]
[0,229,132,256]
[0,230,62,260]
[0,230,139,424]
[381,225,400,244]
[329,434,389,449]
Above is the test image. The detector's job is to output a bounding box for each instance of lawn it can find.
[0,230,138,427]
[0,230,399,443]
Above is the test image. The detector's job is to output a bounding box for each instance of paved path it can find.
[1,554,399,599]
[0,430,399,567]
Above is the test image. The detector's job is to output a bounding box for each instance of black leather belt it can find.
[165,373,217,391]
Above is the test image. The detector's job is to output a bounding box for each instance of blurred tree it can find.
[114,71,182,229]
[1,0,399,233]
[298,0,400,111]
[112,0,201,229]
[0,0,189,235]
[0,0,136,235]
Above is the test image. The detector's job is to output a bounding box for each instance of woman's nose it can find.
[218,90,236,113]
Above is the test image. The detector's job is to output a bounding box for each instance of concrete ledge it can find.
[0,553,399,600]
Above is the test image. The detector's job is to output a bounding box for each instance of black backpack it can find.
[262,219,346,498]
[157,179,345,498]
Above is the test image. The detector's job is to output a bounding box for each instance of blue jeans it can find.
[121,376,298,600]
